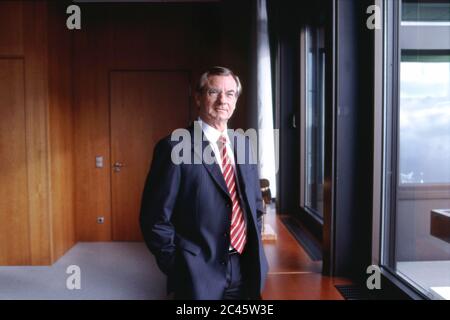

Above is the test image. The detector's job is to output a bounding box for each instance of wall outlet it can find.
[97,216,105,224]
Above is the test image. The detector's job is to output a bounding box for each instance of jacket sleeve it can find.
[140,138,180,275]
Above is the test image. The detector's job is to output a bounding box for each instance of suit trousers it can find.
[222,251,247,300]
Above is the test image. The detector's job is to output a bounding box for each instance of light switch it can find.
[96,156,103,168]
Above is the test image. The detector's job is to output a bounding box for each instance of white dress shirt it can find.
[198,118,236,174]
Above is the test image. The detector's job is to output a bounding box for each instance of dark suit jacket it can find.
[140,122,268,300]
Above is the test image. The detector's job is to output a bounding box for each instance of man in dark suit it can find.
[140,66,268,300]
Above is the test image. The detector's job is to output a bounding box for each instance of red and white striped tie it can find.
[218,135,246,254]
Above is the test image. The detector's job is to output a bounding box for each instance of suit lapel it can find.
[202,141,230,197]
[190,123,230,197]
[231,132,250,194]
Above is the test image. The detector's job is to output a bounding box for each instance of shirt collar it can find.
[198,117,229,145]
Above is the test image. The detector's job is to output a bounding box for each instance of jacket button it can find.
[223,232,228,237]
[221,260,226,265]
[225,203,230,208]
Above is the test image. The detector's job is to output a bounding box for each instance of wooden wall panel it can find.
[23,1,51,265]
[0,0,75,265]
[74,8,113,241]
[110,6,193,70]
[0,1,24,56]
[48,1,76,260]
[0,59,31,265]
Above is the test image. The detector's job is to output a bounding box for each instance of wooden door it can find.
[110,71,190,241]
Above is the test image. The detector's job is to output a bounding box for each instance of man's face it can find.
[196,75,238,128]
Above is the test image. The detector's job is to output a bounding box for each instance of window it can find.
[399,51,450,184]
[379,0,450,300]
[300,26,326,221]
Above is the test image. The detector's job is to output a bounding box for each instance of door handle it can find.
[113,161,125,172]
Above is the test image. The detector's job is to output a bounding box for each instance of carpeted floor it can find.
[0,242,167,300]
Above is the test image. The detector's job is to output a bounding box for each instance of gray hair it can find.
[196,66,242,98]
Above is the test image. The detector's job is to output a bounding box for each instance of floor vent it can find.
[335,285,378,300]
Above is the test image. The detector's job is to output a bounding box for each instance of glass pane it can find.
[399,52,450,184]
[392,2,450,299]
[402,0,450,22]
[304,27,325,219]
